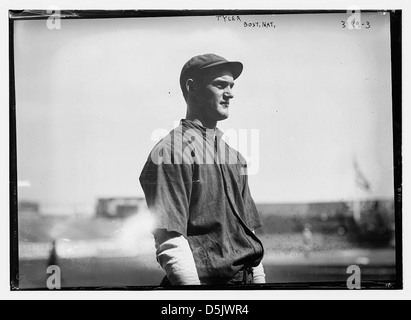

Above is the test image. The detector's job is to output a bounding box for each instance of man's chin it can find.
[217,112,229,121]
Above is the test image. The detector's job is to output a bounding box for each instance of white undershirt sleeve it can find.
[154,229,201,286]
[252,261,266,284]
[252,230,266,284]
[155,229,265,285]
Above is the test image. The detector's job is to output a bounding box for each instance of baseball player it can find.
[140,54,265,285]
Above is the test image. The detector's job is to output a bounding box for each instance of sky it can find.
[15,12,394,215]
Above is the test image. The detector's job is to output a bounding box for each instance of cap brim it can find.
[200,61,244,80]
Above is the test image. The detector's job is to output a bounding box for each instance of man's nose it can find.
[224,88,234,100]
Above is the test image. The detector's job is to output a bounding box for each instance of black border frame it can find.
[390,10,403,290]
[9,9,403,291]
[9,12,19,291]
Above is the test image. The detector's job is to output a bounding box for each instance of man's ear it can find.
[186,79,197,96]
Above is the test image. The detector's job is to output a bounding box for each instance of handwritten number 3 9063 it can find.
[341,20,371,29]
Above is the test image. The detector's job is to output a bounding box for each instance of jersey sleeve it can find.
[139,142,193,237]
[239,153,263,231]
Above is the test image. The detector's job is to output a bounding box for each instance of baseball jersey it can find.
[140,119,264,284]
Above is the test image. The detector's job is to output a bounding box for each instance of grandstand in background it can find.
[96,197,147,219]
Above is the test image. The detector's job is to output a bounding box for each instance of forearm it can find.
[154,230,201,286]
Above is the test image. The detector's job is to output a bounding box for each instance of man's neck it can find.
[185,114,217,130]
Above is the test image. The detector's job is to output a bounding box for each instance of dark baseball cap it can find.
[180,53,243,94]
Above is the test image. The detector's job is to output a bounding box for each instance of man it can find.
[139,53,265,285]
